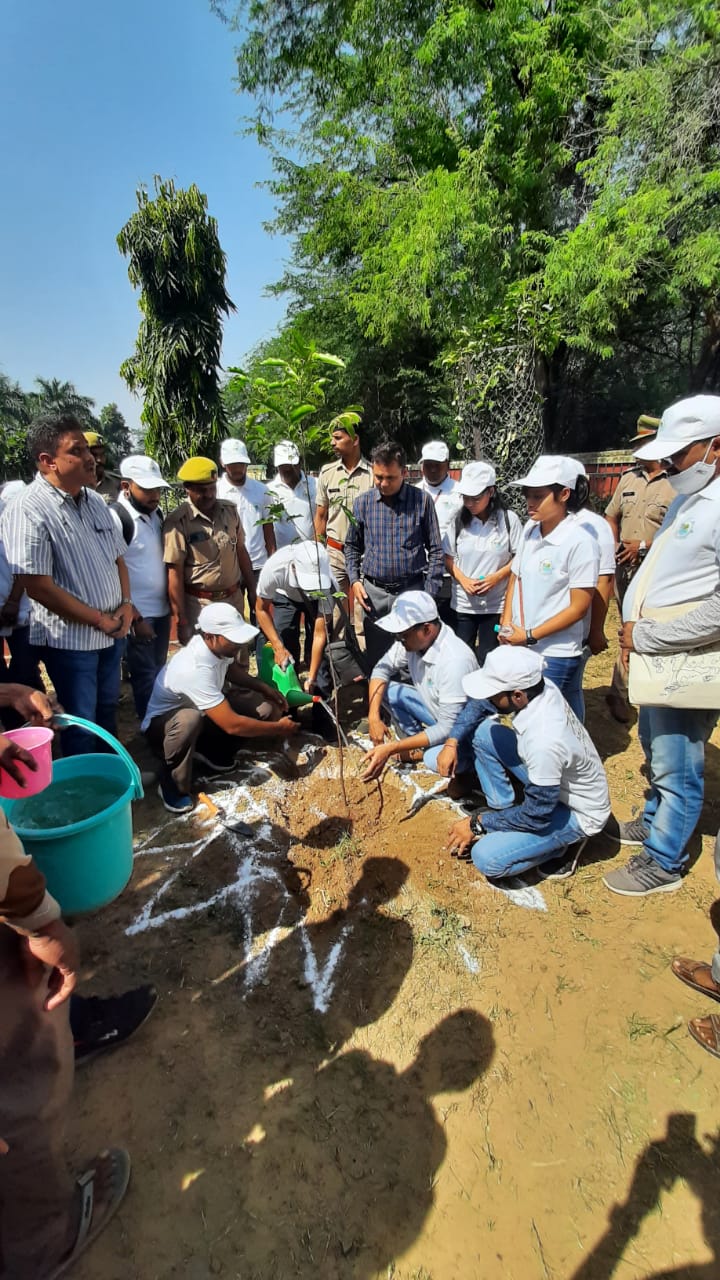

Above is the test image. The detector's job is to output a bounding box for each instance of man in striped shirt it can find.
[345,440,444,668]
[4,415,133,754]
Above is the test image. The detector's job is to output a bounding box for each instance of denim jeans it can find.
[468,716,586,876]
[42,642,124,755]
[0,627,42,689]
[542,655,584,721]
[638,705,718,874]
[471,804,586,879]
[124,615,171,721]
[384,681,473,773]
[454,613,500,663]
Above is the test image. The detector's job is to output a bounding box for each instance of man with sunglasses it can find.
[361,590,477,780]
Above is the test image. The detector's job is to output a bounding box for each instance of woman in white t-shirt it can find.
[498,455,600,720]
[443,461,522,661]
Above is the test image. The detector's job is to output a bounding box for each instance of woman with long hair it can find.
[443,461,522,662]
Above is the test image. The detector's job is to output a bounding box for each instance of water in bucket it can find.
[12,775,126,831]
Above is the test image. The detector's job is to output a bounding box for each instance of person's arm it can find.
[237,540,257,610]
[23,576,124,638]
[226,666,289,712]
[255,595,293,669]
[345,498,371,610]
[0,575,25,628]
[605,513,620,544]
[367,677,391,744]
[499,573,517,628]
[362,728,430,780]
[587,574,614,654]
[262,520,277,559]
[500,587,595,646]
[622,587,720,655]
[304,613,328,690]
[166,565,192,646]
[314,503,329,542]
[476,781,562,834]
[113,556,134,638]
[204,698,297,738]
[421,496,444,597]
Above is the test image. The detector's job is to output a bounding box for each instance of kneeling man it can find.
[362,590,478,780]
[142,603,297,813]
[445,648,610,880]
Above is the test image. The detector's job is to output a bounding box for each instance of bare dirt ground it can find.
[70,627,720,1280]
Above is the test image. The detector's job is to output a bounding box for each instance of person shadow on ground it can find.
[570,1113,720,1279]
[233,1008,495,1278]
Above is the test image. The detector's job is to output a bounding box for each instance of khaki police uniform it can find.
[96,473,121,504]
[163,498,247,633]
[316,458,372,586]
[605,465,675,603]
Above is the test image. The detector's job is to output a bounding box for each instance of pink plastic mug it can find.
[0,726,54,799]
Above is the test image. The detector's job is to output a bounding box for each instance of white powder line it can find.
[299,923,350,1014]
[457,943,480,974]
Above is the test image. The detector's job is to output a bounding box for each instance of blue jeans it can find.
[124,615,171,721]
[42,642,124,755]
[472,717,527,808]
[384,681,473,773]
[542,655,584,721]
[454,613,500,663]
[471,804,586,878]
[638,705,718,874]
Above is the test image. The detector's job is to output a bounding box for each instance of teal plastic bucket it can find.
[0,714,144,915]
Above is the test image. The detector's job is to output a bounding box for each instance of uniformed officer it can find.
[314,426,373,620]
[604,416,676,721]
[84,431,121,503]
[163,456,256,646]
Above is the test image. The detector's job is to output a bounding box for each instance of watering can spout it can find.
[258,644,315,706]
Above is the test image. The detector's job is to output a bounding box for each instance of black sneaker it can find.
[538,838,588,881]
[158,780,195,813]
[72,985,158,1065]
[194,751,236,774]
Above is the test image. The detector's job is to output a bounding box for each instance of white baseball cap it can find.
[377,590,439,633]
[274,440,300,467]
[633,396,720,461]
[463,647,544,700]
[119,455,170,488]
[510,455,580,489]
[291,542,333,592]
[196,603,259,644]
[457,460,496,495]
[220,438,251,465]
[421,440,450,463]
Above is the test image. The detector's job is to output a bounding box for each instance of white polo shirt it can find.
[267,472,317,546]
[256,546,335,616]
[217,473,273,570]
[142,634,231,731]
[514,681,610,835]
[577,508,616,576]
[623,475,720,616]
[415,475,463,539]
[111,495,168,618]
[443,508,522,614]
[372,621,478,747]
[511,515,599,658]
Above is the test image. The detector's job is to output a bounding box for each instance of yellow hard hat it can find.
[83,431,103,448]
[177,456,218,483]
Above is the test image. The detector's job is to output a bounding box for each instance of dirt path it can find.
[70,642,720,1279]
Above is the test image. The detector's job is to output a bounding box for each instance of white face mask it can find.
[667,442,715,495]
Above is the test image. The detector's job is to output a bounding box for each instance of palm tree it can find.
[30,378,98,428]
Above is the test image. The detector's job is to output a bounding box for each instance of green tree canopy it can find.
[118,177,235,471]
[98,403,132,466]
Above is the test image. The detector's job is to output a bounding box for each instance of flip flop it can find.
[48,1147,131,1278]
[671,957,720,1004]
[688,1014,720,1060]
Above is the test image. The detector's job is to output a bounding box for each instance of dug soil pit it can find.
[71,641,720,1279]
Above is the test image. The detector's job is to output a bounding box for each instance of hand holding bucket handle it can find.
[53,715,144,800]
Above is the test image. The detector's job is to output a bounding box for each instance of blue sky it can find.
[0,0,289,434]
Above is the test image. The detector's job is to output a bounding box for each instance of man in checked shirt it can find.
[345,440,444,669]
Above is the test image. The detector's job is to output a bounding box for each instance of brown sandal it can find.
[688,1014,720,1059]
[671,957,720,1003]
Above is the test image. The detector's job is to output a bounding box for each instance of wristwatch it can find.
[525,628,538,646]
[470,813,485,837]
[121,597,133,606]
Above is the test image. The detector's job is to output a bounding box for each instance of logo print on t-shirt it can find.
[539,558,553,575]
[675,519,695,540]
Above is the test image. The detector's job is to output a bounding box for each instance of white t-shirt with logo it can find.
[141,634,232,731]
[415,475,463,539]
[371,621,478,747]
[217,473,274,570]
[266,473,318,547]
[511,515,600,658]
[514,680,611,835]
[443,508,522,614]
[623,475,720,616]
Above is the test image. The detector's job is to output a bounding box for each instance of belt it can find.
[185,581,242,601]
[326,536,345,552]
[364,573,423,594]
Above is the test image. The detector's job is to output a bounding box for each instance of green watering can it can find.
[258,643,319,708]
